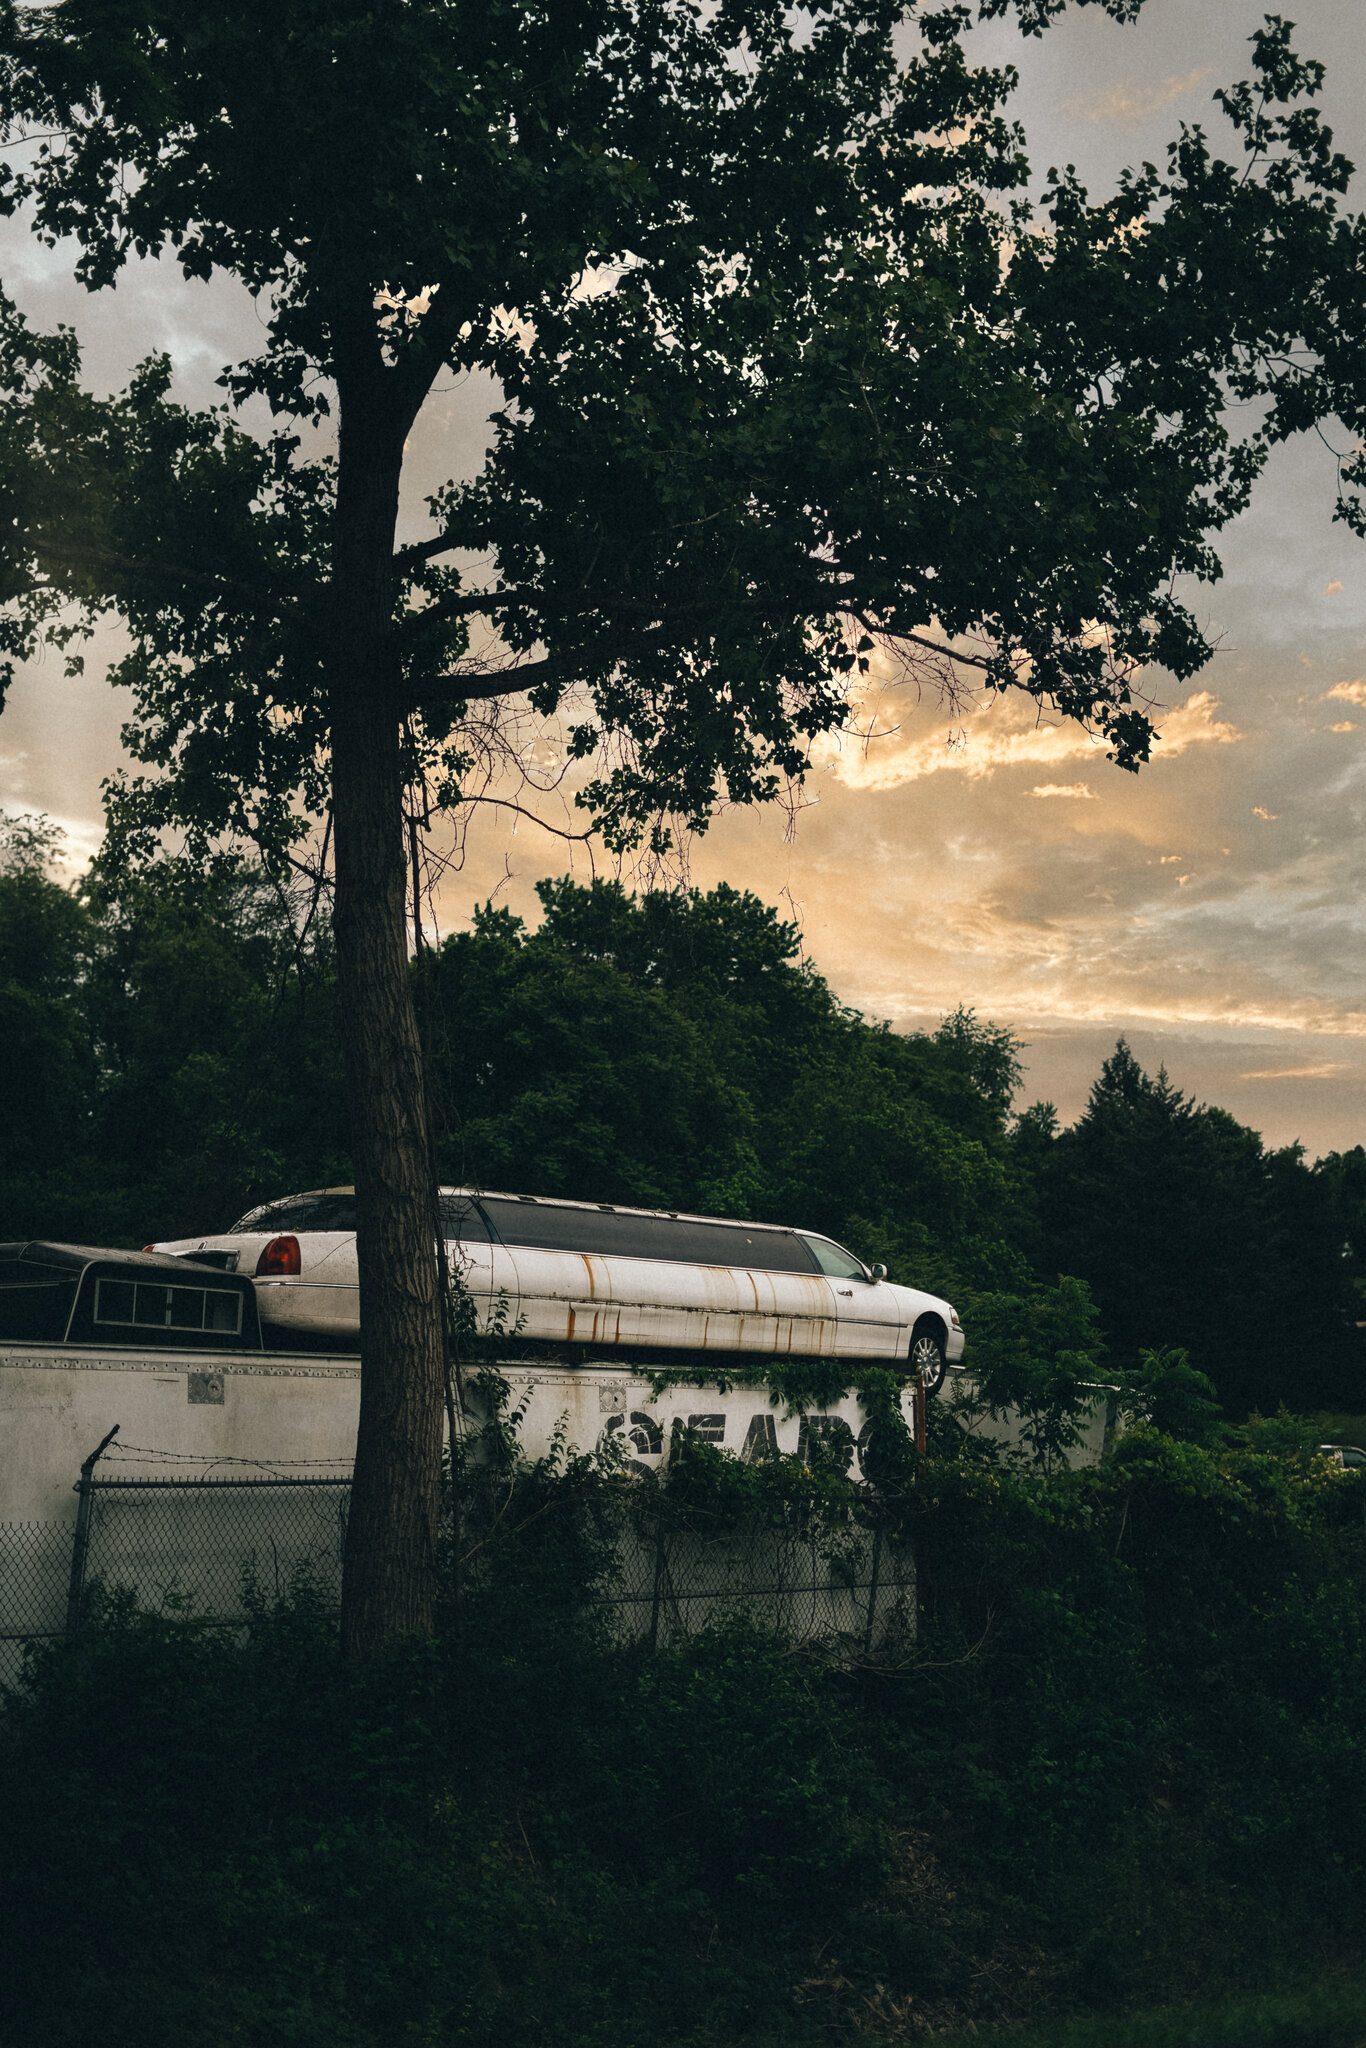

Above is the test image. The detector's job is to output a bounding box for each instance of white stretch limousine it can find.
[155,1188,965,1390]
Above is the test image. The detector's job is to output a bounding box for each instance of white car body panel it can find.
[498,1246,841,1357]
[448,1238,520,1340]
[154,1187,965,1372]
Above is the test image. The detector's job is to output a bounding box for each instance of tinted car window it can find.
[804,1236,866,1280]
[671,1221,819,1273]
[480,1198,819,1274]
[438,1196,494,1242]
[231,1194,495,1239]
[232,1195,359,1234]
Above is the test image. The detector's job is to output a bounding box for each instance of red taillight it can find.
[255,1234,301,1277]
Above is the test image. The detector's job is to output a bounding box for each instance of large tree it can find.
[0,2,1360,1644]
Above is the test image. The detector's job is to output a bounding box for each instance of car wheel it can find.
[909,1320,947,1398]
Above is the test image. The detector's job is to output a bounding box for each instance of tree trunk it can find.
[331,384,445,1653]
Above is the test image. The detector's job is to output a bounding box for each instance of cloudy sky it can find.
[3,0,1365,1157]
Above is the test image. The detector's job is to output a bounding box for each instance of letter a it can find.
[741,1412,780,1462]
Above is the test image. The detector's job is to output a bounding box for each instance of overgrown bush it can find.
[4,1418,1366,2047]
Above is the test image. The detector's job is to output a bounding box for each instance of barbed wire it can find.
[102,1443,353,1472]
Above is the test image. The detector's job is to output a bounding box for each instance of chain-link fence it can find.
[77,1474,352,1621]
[448,1473,915,1650]
[597,1510,911,1648]
[0,1522,75,1687]
[0,1440,916,1682]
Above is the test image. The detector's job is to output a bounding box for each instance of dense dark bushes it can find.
[4,1430,1365,2047]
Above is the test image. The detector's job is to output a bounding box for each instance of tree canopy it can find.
[0,5,1361,856]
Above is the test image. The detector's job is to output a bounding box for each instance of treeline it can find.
[3,818,1362,1417]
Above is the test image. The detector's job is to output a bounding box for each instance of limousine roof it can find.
[234,1187,861,1277]
[240,1186,805,1237]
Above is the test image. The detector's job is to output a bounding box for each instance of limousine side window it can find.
[437,1197,494,1243]
[478,1198,821,1275]
[231,1194,496,1241]
[804,1236,867,1281]
[231,1194,358,1234]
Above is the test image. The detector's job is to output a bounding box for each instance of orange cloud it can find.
[1241,1063,1346,1082]
[1027,782,1097,801]
[1251,806,1279,821]
[826,689,1239,792]
[1069,67,1211,124]
[1325,679,1366,706]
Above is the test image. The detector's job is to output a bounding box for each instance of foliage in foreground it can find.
[3,1427,1365,2047]
[943,1971,1366,2048]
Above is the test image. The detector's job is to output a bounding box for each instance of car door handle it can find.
[837,1288,853,1297]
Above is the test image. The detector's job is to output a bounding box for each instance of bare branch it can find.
[463,795,595,843]
[430,656,559,701]
[871,626,998,676]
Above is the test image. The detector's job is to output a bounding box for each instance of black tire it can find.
[909,1320,947,1397]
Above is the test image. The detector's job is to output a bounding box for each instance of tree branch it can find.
[32,538,294,608]
[395,530,465,574]
[464,796,595,843]
[399,560,1004,687]
[404,586,540,623]
[419,597,1002,713]
[858,620,999,676]
[32,533,1001,695]
[385,280,477,432]
[430,655,559,701]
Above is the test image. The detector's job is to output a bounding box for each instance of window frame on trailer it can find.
[92,1275,246,1339]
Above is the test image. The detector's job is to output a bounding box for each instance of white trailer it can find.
[0,1335,924,1673]
[0,1337,909,1525]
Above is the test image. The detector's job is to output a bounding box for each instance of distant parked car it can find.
[1318,1443,1366,1471]
[152,1187,965,1387]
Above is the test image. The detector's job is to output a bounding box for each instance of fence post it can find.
[647,1506,667,1652]
[863,1523,884,1656]
[66,1425,120,1639]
